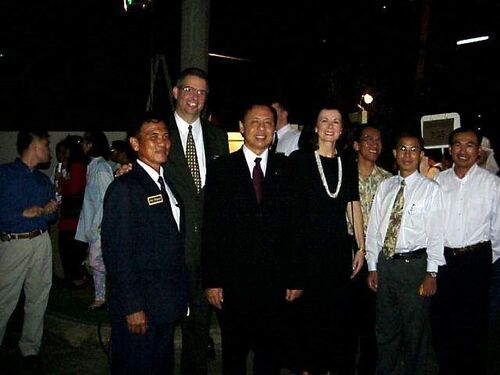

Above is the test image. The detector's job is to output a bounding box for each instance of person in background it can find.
[432,128,500,375]
[351,124,392,375]
[102,113,187,374]
[109,140,135,173]
[366,132,445,375]
[288,105,365,375]
[270,99,301,156]
[75,131,114,310]
[57,135,89,290]
[477,135,499,175]
[202,103,303,374]
[0,130,59,372]
[419,148,444,179]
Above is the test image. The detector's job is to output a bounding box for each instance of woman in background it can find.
[57,135,89,289]
[76,131,113,309]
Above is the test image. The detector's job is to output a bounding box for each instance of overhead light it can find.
[456,35,489,45]
[208,53,251,62]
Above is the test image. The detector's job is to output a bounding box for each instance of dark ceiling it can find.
[0,0,498,140]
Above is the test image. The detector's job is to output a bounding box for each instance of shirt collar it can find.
[242,145,269,169]
[452,163,478,181]
[398,169,419,185]
[136,159,164,184]
[174,111,202,131]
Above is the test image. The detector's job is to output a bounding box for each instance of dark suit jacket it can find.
[165,116,228,278]
[102,161,187,323]
[201,148,303,313]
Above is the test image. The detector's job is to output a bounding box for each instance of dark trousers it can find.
[488,259,500,375]
[217,305,283,375]
[58,230,87,281]
[180,268,211,375]
[431,243,492,375]
[351,263,377,375]
[110,316,175,375]
[376,254,430,375]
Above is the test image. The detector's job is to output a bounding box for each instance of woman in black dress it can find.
[289,105,365,375]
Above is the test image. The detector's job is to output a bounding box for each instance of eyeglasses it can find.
[181,86,208,97]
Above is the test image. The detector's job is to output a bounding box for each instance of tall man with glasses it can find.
[366,133,445,375]
[168,67,228,375]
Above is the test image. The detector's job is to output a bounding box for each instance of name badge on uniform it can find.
[147,194,163,206]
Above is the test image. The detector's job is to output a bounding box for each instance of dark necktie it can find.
[186,125,201,194]
[383,179,406,257]
[158,176,170,204]
[270,132,278,153]
[252,157,264,204]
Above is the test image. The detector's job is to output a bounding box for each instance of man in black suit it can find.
[102,114,187,374]
[167,67,229,375]
[202,103,303,374]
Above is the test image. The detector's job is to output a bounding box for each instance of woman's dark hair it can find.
[83,131,110,160]
[65,135,89,168]
[299,104,349,152]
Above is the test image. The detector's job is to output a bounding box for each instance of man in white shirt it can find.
[366,133,445,375]
[431,128,500,375]
[270,100,301,156]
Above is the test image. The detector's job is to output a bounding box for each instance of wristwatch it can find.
[427,272,437,278]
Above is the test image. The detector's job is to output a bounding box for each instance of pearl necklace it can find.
[314,150,342,199]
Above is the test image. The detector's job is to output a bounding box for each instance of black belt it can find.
[444,241,491,256]
[391,248,427,260]
[1,229,46,242]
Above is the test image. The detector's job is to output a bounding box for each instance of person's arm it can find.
[347,200,365,278]
[88,167,114,243]
[420,182,445,297]
[201,159,226,309]
[366,184,385,292]
[491,178,500,263]
[101,181,146,322]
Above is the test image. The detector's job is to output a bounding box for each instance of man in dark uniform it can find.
[102,114,187,374]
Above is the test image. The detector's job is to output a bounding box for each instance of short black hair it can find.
[128,112,169,139]
[16,130,49,155]
[394,132,424,150]
[238,102,277,125]
[448,127,482,146]
[83,131,110,159]
[353,124,382,142]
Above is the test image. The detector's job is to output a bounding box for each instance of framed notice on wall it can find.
[420,112,460,149]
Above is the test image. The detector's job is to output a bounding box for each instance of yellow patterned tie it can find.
[383,179,406,257]
[186,125,201,194]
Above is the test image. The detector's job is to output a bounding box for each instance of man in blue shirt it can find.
[0,130,59,371]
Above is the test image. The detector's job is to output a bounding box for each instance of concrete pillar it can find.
[180,0,210,72]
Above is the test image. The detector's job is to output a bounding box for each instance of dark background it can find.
[0,0,498,143]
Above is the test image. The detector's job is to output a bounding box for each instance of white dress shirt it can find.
[275,124,301,156]
[136,159,181,231]
[366,170,445,272]
[242,145,268,177]
[435,163,500,262]
[174,112,207,187]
